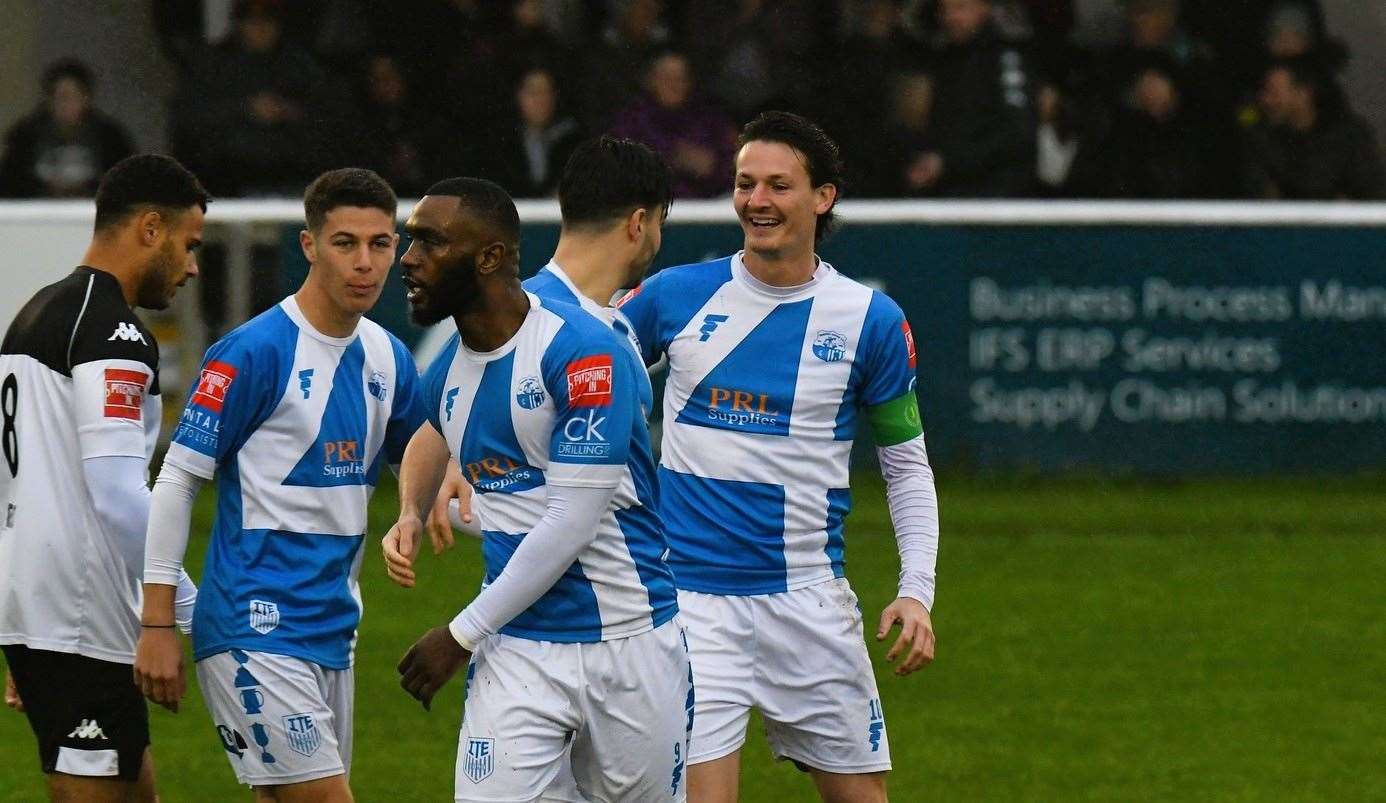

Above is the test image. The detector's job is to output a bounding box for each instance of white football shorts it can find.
[196,649,353,787]
[454,618,693,803]
[678,578,891,774]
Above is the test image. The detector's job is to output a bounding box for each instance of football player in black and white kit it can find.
[0,154,207,802]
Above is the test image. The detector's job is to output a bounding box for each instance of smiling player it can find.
[617,112,941,803]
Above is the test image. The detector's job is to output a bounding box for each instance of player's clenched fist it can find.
[397,625,471,711]
[383,514,425,587]
[133,627,186,712]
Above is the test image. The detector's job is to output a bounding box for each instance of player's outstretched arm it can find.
[869,392,940,677]
[134,462,205,711]
[384,423,452,587]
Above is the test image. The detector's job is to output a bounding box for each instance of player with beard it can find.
[135,168,425,802]
[0,154,206,802]
[384,178,690,802]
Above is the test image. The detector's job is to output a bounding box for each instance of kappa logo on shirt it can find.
[107,322,147,345]
[103,368,147,420]
[193,361,237,413]
[566,355,613,408]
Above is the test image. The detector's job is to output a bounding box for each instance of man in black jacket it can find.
[912,0,1034,197]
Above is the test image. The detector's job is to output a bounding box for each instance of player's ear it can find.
[626,208,647,243]
[299,229,317,266]
[475,241,505,275]
[136,210,164,247]
[814,183,837,216]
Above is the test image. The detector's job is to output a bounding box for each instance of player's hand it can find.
[4,671,22,712]
[426,461,472,555]
[877,597,935,676]
[397,625,472,711]
[383,515,425,588]
[133,627,186,712]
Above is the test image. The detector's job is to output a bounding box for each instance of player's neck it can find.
[294,284,361,339]
[551,233,626,308]
[81,241,141,307]
[741,246,817,287]
[455,283,531,353]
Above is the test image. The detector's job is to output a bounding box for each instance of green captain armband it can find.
[868,392,924,447]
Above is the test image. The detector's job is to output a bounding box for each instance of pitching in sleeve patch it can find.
[566,355,614,408]
[902,321,917,370]
[616,284,642,307]
[104,368,148,420]
[192,360,237,413]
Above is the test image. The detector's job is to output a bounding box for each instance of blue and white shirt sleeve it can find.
[615,277,665,366]
[165,337,279,479]
[382,337,427,465]
[540,327,634,489]
[858,291,919,408]
[420,333,460,436]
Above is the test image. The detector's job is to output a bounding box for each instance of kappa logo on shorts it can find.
[463,737,495,783]
[249,599,280,634]
[283,712,322,757]
[107,322,148,344]
[566,355,613,408]
[104,368,147,420]
[66,719,108,740]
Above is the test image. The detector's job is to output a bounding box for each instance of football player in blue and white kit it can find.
[617,112,941,803]
[382,178,691,802]
[134,168,426,802]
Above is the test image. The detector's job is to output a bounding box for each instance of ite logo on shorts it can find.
[566,355,613,408]
[463,737,495,783]
[283,712,322,757]
[103,368,147,420]
[194,360,237,413]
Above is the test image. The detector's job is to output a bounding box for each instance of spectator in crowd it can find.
[609,50,736,198]
[1070,54,1213,198]
[1242,57,1385,200]
[354,54,449,197]
[1033,81,1083,196]
[0,59,135,198]
[484,66,585,198]
[170,0,345,195]
[915,0,1035,196]
[579,0,671,131]
[493,0,578,90]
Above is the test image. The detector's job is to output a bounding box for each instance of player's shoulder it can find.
[355,315,416,365]
[620,255,735,305]
[538,296,621,347]
[62,268,161,370]
[210,302,296,355]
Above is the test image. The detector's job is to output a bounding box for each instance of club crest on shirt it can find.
[249,599,279,634]
[812,330,847,363]
[283,712,321,757]
[193,360,237,413]
[463,737,495,783]
[103,368,147,420]
[368,370,387,402]
[566,355,613,408]
[515,375,546,410]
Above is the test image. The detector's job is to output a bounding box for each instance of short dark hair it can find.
[737,111,845,243]
[93,154,210,232]
[304,168,398,232]
[42,58,94,96]
[558,137,672,228]
[425,177,521,246]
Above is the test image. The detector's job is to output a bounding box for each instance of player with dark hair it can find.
[618,111,941,803]
[134,167,424,802]
[0,153,207,801]
[384,177,691,802]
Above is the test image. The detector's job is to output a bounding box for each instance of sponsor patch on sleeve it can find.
[566,355,614,408]
[901,321,917,370]
[192,360,237,413]
[103,368,148,420]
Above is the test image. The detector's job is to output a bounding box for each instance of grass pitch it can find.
[2,475,1384,801]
